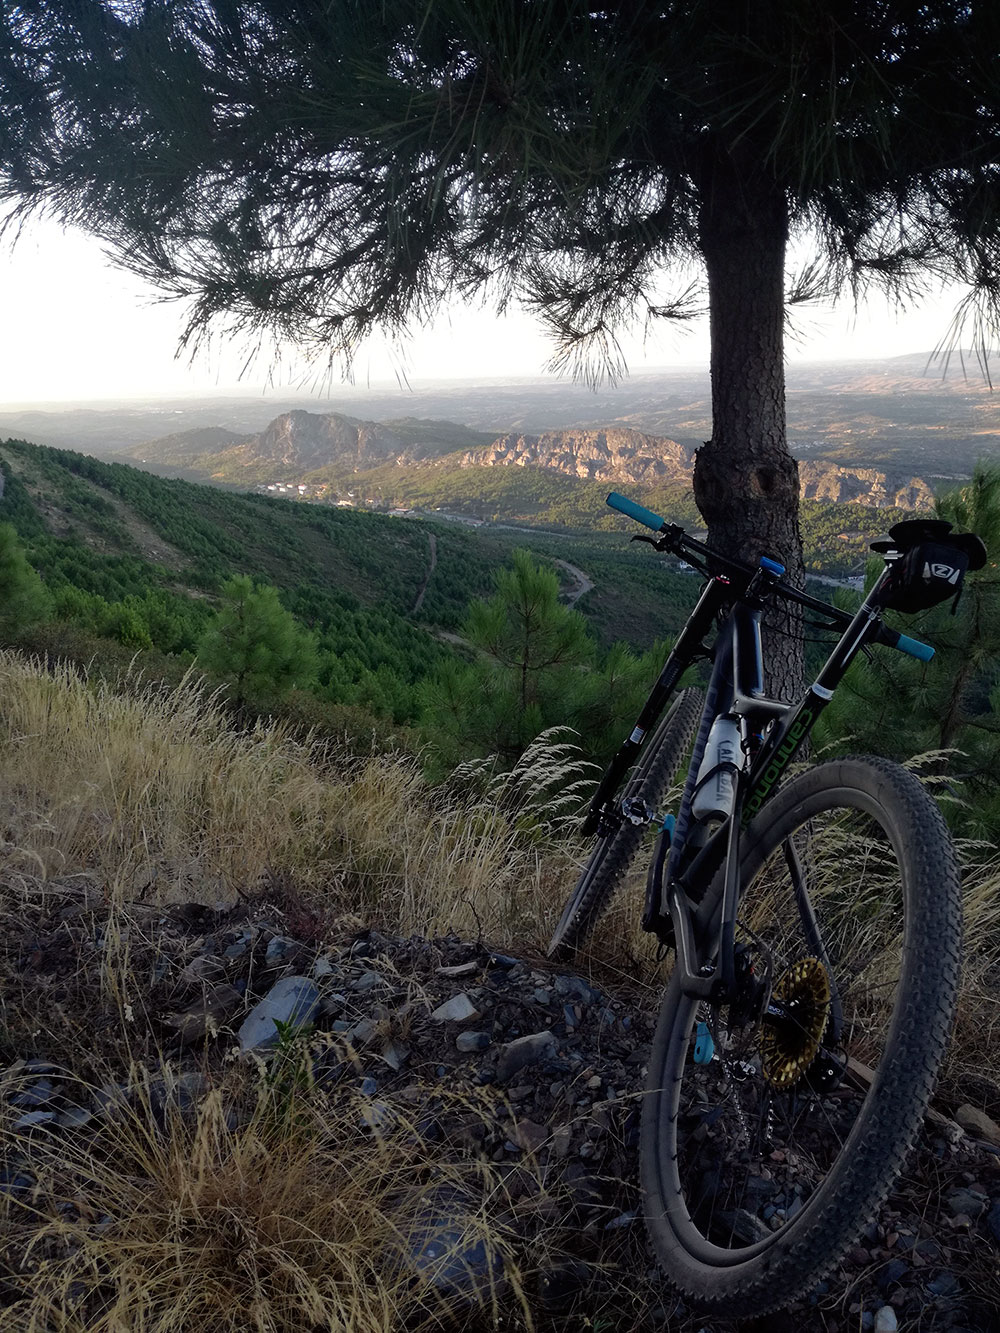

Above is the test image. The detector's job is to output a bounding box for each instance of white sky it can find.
[0,215,974,406]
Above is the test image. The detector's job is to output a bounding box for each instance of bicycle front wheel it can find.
[641,756,962,1317]
[547,686,703,958]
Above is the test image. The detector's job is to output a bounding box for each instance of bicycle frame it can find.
[585,518,935,1006]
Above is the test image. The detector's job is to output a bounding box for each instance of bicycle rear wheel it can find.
[547,686,703,957]
[641,756,962,1316]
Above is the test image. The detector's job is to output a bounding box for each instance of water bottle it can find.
[691,714,742,822]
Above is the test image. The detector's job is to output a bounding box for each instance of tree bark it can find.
[693,149,805,700]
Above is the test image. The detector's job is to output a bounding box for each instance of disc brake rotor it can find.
[759,957,831,1089]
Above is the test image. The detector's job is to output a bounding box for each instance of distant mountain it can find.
[461,428,934,510]
[798,461,934,510]
[460,427,694,485]
[126,425,248,466]
[122,410,494,478]
[126,410,934,510]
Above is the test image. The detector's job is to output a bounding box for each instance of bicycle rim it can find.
[547,686,703,956]
[642,758,961,1314]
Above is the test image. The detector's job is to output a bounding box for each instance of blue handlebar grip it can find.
[606,491,666,531]
[895,633,935,662]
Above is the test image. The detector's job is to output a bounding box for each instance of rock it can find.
[488,953,518,970]
[496,1031,558,1083]
[877,1257,909,1290]
[265,935,303,967]
[945,1187,988,1219]
[10,1078,59,1109]
[926,1270,961,1298]
[513,1119,549,1155]
[430,993,481,1023]
[312,955,336,979]
[13,1111,57,1132]
[874,1307,898,1333]
[178,954,226,984]
[954,1103,1000,1146]
[148,1072,209,1125]
[22,1059,59,1075]
[913,1238,942,1263]
[359,1099,395,1132]
[238,975,320,1053]
[718,1209,770,1244]
[550,1125,573,1160]
[554,974,601,1006]
[92,1083,130,1121]
[954,1071,1000,1119]
[455,1031,491,1054]
[379,1040,410,1071]
[350,969,382,993]
[342,1016,379,1048]
[0,1168,35,1194]
[403,1189,506,1307]
[163,983,243,1045]
[57,1105,94,1130]
[436,961,479,977]
[223,931,253,961]
[987,1199,1000,1246]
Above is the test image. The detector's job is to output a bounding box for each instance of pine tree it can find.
[197,576,316,704]
[818,464,1000,832]
[4,2,1000,691]
[0,522,50,639]
[425,551,594,761]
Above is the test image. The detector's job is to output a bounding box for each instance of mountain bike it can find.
[549,492,986,1318]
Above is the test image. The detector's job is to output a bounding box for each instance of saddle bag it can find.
[875,519,987,615]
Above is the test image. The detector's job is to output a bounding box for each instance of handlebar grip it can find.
[887,628,935,662]
[606,491,666,531]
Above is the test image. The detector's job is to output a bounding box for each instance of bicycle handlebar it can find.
[605,491,935,661]
[606,492,667,531]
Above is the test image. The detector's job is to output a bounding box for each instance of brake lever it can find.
[630,533,675,553]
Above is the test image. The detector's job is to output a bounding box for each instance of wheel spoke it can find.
[641,758,962,1314]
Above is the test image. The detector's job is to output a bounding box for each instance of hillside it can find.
[0,436,718,728]
[117,412,494,482]
[124,407,937,520]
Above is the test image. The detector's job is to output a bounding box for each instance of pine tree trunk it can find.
[692,152,805,700]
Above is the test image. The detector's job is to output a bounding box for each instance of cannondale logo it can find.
[924,561,961,584]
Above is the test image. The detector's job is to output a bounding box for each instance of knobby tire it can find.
[641,756,962,1317]
[547,687,704,957]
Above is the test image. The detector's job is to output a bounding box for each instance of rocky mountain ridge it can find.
[459,427,695,486]
[461,427,934,509]
[128,409,936,510]
[798,461,934,510]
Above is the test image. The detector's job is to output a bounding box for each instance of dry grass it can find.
[949,840,1000,1082]
[0,1059,528,1333]
[0,653,998,1331]
[0,653,574,945]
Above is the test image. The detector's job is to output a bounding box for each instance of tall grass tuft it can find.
[0,1063,527,1333]
[0,654,575,944]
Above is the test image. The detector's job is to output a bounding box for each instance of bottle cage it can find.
[871,519,988,615]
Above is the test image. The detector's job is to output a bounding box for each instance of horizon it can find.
[1,215,988,409]
[0,348,986,416]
